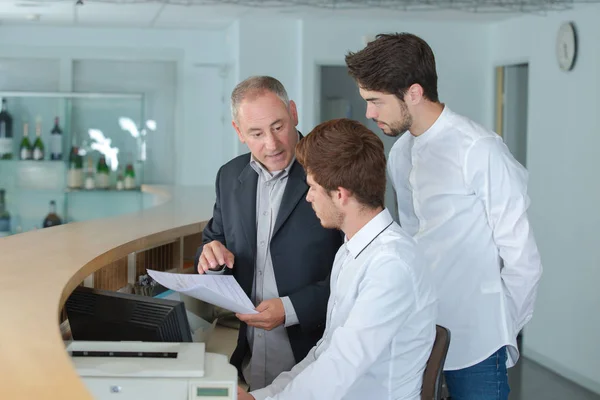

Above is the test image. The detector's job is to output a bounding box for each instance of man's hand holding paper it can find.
[236,298,286,331]
[197,240,235,273]
[147,269,257,315]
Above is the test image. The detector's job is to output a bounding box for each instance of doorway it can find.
[495,63,529,167]
[318,65,398,221]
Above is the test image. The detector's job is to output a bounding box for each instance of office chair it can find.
[422,325,451,400]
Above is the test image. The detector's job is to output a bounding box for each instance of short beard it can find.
[321,208,344,230]
[387,117,412,137]
[378,99,413,137]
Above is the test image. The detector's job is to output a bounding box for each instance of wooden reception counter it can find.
[0,185,216,400]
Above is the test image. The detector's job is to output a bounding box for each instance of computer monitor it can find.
[65,286,193,343]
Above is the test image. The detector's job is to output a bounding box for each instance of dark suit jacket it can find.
[194,151,343,377]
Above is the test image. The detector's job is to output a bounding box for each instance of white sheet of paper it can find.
[147,269,258,314]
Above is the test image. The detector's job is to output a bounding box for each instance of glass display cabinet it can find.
[0,91,147,234]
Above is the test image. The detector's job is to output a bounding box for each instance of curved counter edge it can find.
[0,185,216,399]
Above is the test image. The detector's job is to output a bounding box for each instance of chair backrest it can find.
[421,325,451,400]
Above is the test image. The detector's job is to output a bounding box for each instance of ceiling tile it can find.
[74,2,164,27]
[153,4,254,28]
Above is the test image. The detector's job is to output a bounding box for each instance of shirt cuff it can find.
[249,387,271,400]
[205,265,227,275]
[281,296,299,327]
[249,388,271,400]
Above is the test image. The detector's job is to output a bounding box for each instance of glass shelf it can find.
[65,188,142,193]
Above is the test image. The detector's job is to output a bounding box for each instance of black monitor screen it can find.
[65,286,193,343]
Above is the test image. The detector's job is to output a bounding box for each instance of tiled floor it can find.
[508,358,600,400]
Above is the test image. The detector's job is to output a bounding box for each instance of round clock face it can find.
[556,22,577,71]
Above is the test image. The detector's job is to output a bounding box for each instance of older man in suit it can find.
[194,76,343,391]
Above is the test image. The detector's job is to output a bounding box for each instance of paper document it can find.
[147,270,258,315]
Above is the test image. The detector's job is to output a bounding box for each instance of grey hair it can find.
[231,76,290,123]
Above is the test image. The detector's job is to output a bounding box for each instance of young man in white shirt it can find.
[345,33,543,399]
[237,118,437,400]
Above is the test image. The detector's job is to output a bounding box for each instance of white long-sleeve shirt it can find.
[388,105,543,370]
[250,209,437,400]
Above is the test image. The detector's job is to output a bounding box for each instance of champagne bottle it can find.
[124,163,136,189]
[95,155,110,189]
[67,145,84,188]
[32,118,45,161]
[0,99,14,160]
[84,157,95,190]
[0,188,11,237]
[50,117,63,160]
[42,200,62,228]
[19,122,32,160]
[116,167,124,190]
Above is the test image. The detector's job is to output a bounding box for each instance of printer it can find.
[67,341,238,400]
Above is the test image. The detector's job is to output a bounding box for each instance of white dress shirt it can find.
[388,105,543,370]
[250,209,437,400]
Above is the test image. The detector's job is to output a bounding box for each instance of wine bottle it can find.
[95,155,110,189]
[124,163,136,189]
[116,167,124,190]
[50,117,63,160]
[0,188,11,237]
[42,200,62,228]
[19,122,32,160]
[67,145,84,188]
[84,157,95,190]
[32,118,45,161]
[0,99,14,160]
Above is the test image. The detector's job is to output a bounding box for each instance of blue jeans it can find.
[444,347,510,400]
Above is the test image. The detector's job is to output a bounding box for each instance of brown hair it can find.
[345,32,439,103]
[296,119,386,209]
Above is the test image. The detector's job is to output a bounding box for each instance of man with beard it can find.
[345,33,543,400]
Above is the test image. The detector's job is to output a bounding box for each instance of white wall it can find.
[233,18,302,155]
[0,25,230,187]
[491,5,600,394]
[301,19,493,133]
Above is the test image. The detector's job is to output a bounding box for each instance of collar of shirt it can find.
[411,104,451,147]
[249,154,296,181]
[345,208,394,259]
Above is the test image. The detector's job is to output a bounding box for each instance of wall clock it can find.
[556,21,577,72]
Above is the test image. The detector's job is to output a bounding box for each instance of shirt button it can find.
[258,332,263,338]
[258,271,263,276]
[266,182,271,187]
[260,240,266,247]
[263,211,268,216]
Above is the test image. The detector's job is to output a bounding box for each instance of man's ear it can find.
[232,120,245,144]
[406,83,425,105]
[289,100,299,127]
[337,187,353,206]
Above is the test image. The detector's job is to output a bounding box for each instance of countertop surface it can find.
[0,185,216,399]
